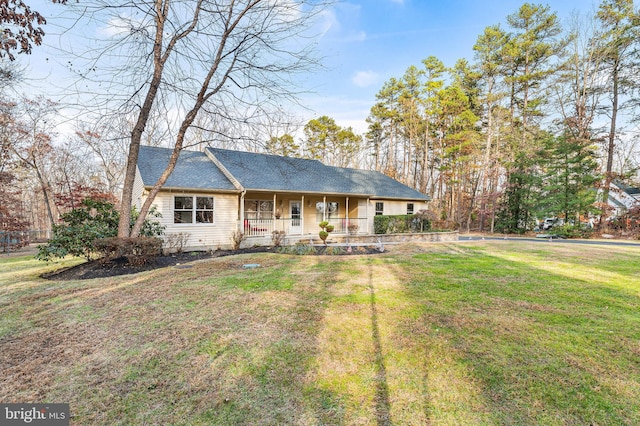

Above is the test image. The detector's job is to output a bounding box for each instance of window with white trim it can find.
[375,202,384,216]
[174,196,214,224]
[244,200,274,220]
[407,203,414,214]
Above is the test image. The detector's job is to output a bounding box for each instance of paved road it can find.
[458,235,640,247]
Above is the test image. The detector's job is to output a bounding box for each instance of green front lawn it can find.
[1,241,638,425]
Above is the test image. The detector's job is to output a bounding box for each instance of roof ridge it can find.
[206,146,324,166]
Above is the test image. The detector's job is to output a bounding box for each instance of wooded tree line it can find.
[278,0,639,233]
[1,1,639,242]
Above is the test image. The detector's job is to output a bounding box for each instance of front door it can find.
[290,201,302,234]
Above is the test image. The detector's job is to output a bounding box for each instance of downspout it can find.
[240,189,246,232]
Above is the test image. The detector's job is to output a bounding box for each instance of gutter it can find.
[144,185,240,194]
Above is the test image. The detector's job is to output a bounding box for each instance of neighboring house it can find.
[134,146,431,250]
[607,180,640,217]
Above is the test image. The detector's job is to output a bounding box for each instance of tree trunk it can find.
[117,0,173,238]
[33,158,55,228]
[602,57,619,206]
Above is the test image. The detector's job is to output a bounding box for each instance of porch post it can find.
[273,193,277,232]
[301,195,305,235]
[367,197,370,234]
[323,195,327,222]
[346,197,349,231]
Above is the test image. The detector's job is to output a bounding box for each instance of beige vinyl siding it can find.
[148,191,239,250]
[132,167,145,210]
[364,199,429,234]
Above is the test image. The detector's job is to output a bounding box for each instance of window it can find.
[174,196,214,224]
[316,201,339,222]
[375,202,384,216]
[407,203,414,215]
[244,200,274,220]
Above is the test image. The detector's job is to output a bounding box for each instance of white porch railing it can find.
[242,217,368,237]
[324,217,367,235]
[243,218,275,237]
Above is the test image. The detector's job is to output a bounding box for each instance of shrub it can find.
[552,224,593,239]
[230,230,246,250]
[164,232,190,254]
[131,206,165,237]
[318,221,333,245]
[277,242,316,255]
[37,199,119,261]
[271,230,286,247]
[374,214,431,234]
[325,246,345,255]
[94,237,163,265]
[37,199,164,262]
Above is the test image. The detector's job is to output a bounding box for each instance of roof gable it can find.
[137,146,237,191]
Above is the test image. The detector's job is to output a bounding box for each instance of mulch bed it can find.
[41,245,382,281]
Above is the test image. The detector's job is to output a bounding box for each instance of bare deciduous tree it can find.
[57,0,329,238]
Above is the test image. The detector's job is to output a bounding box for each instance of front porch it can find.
[242,217,369,238]
[240,192,375,238]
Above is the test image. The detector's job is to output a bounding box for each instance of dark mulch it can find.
[41,245,382,281]
[41,247,273,281]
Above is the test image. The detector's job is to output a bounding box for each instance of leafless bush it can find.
[164,232,190,254]
[231,230,246,251]
[94,237,163,265]
[271,230,286,247]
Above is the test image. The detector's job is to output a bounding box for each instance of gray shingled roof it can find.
[613,180,640,196]
[136,145,430,200]
[137,145,237,191]
[208,147,430,201]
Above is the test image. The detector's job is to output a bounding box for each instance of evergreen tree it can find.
[496,3,566,233]
[302,116,362,168]
[265,134,299,157]
[537,133,600,222]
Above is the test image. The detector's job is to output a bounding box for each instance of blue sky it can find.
[21,0,600,137]
[304,0,600,133]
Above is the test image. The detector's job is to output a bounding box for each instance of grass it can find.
[0,241,639,425]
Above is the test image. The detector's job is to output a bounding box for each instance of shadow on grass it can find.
[368,262,392,426]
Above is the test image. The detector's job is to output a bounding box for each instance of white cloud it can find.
[318,9,339,36]
[352,71,379,88]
